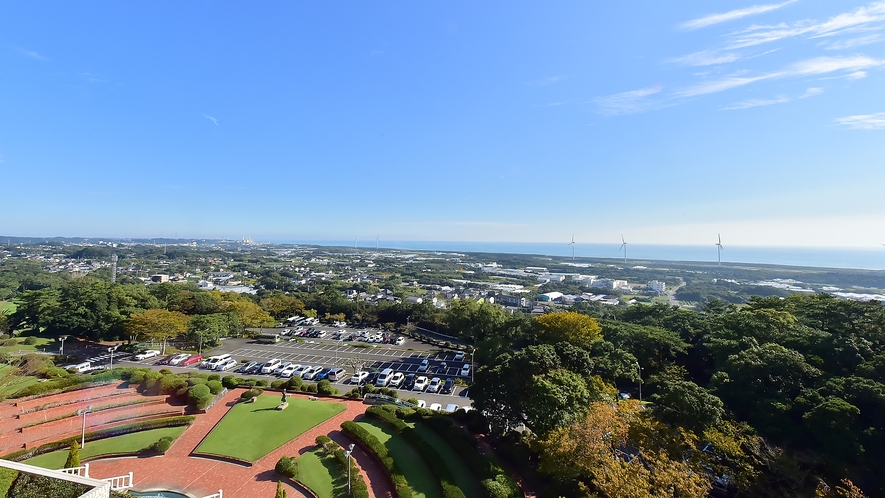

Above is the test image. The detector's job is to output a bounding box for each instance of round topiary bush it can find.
[187,384,213,409]
[207,374,221,382]
[255,379,268,387]
[206,380,223,394]
[22,336,39,346]
[271,380,286,389]
[221,375,239,389]
[275,456,298,478]
[286,375,303,391]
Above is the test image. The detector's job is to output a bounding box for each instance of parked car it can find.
[315,367,333,380]
[388,372,405,388]
[237,361,258,373]
[279,364,299,378]
[180,355,203,367]
[169,354,192,366]
[441,378,455,394]
[273,362,293,375]
[261,359,282,374]
[303,366,324,380]
[216,358,238,371]
[403,373,416,390]
[460,364,470,377]
[417,359,429,372]
[134,350,161,360]
[350,371,369,384]
[395,337,406,346]
[429,403,443,412]
[453,351,465,361]
[294,364,312,377]
[413,376,429,391]
[416,399,427,408]
[247,362,265,374]
[426,377,442,393]
[444,403,460,413]
[156,355,176,365]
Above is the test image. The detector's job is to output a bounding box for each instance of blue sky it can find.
[2,1,884,247]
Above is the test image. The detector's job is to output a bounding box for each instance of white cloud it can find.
[848,70,868,79]
[668,50,742,66]
[673,74,779,98]
[17,48,49,61]
[820,33,885,49]
[723,95,789,110]
[592,86,662,115]
[681,1,797,30]
[800,87,823,98]
[725,1,885,48]
[834,112,885,129]
[202,114,219,126]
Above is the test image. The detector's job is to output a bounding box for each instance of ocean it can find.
[277,240,885,271]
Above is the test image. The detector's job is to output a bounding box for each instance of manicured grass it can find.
[0,366,38,397]
[296,448,349,498]
[411,422,483,498]
[23,426,188,469]
[196,394,345,462]
[356,419,442,498]
[0,336,53,354]
[0,301,16,314]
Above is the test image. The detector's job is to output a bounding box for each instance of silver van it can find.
[327,368,347,382]
[375,368,394,387]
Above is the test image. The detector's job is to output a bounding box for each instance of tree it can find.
[221,296,275,329]
[63,440,81,468]
[126,309,189,354]
[260,293,305,319]
[535,311,602,348]
[446,299,507,342]
[275,480,288,498]
[651,379,724,433]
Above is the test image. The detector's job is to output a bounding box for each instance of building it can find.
[494,293,527,307]
[149,274,169,283]
[537,291,564,302]
[647,280,666,294]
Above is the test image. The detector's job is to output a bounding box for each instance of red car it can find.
[179,355,202,366]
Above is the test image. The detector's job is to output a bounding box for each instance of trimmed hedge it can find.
[275,456,298,479]
[144,436,174,454]
[341,421,412,498]
[366,406,466,498]
[315,435,369,498]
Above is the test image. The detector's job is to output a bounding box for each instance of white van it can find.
[327,368,347,382]
[65,362,92,373]
[202,354,232,370]
[375,368,394,387]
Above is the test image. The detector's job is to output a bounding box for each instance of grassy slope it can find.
[0,337,53,354]
[0,301,16,313]
[0,365,39,398]
[296,448,349,498]
[196,394,345,462]
[410,422,482,498]
[24,426,188,469]
[355,419,442,498]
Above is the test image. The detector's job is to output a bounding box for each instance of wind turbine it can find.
[569,235,576,260]
[376,236,379,250]
[716,234,724,266]
[354,238,357,249]
[619,235,628,264]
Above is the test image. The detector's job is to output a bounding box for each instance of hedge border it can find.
[341,420,412,498]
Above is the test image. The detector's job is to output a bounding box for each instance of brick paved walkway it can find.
[87,390,392,498]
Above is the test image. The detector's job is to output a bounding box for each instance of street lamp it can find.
[108,344,120,370]
[471,347,478,384]
[636,362,643,403]
[198,329,205,356]
[77,405,93,448]
[58,335,69,356]
[345,443,355,495]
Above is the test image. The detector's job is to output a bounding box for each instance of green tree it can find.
[126,309,189,353]
[275,480,287,498]
[651,379,724,433]
[63,440,81,468]
[535,311,602,348]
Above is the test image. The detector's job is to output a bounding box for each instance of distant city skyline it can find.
[2,1,884,247]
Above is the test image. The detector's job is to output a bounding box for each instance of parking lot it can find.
[117,332,474,400]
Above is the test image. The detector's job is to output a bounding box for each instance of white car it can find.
[273,362,292,375]
[169,354,192,366]
[426,377,442,393]
[454,351,465,361]
[134,350,160,361]
[444,404,460,413]
[302,366,324,380]
[460,364,470,377]
[294,364,313,377]
[429,403,443,412]
[279,364,299,378]
[216,359,238,371]
[388,372,405,388]
[350,371,369,384]
[417,359,429,372]
[395,337,406,346]
[412,376,429,391]
[261,359,282,374]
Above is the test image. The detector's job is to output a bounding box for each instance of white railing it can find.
[103,472,133,490]
[202,491,223,498]
[58,463,90,477]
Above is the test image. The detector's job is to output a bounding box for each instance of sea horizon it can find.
[273,240,885,271]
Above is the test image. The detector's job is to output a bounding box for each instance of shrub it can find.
[187,378,208,387]
[256,379,268,387]
[7,472,89,498]
[304,383,317,393]
[187,384,213,409]
[275,456,298,479]
[144,436,174,454]
[285,375,303,391]
[22,336,39,346]
[0,467,17,497]
[315,435,333,447]
[271,380,287,389]
[206,380,223,394]
[241,378,257,387]
[221,375,239,389]
[207,374,221,382]
[63,440,80,469]
[317,379,337,396]
[128,370,147,384]
[341,421,412,498]
[240,388,263,401]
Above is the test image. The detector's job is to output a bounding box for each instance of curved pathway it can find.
[87,390,390,498]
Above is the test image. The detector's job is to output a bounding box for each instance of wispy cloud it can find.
[593,86,662,115]
[800,87,824,98]
[819,33,885,49]
[725,1,885,49]
[673,55,884,98]
[668,49,742,66]
[17,48,49,61]
[834,112,885,129]
[723,95,789,110]
[202,114,219,126]
[527,75,566,86]
[681,0,797,30]
[80,72,105,84]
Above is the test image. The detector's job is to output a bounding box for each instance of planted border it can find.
[316,435,370,498]
[341,420,413,498]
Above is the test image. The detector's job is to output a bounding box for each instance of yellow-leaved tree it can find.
[126,309,189,354]
[534,311,603,348]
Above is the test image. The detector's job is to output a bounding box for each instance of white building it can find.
[647,280,666,293]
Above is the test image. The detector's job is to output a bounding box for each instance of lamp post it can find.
[345,443,355,495]
[108,344,120,370]
[198,329,205,356]
[636,362,642,403]
[471,347,478,384]
[58,336,69,356]
[77,405,93,448]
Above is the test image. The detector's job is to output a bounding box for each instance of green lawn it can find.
[296,448,349,498]
[0,336,54,354]
[356,420,442,498]
[23,426,188,469]
[0,301,15,313]
[0,366,38,398]
[196,394,345,462]
[411,422,482,498]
